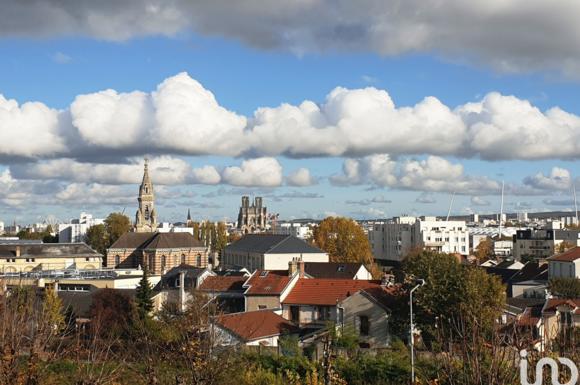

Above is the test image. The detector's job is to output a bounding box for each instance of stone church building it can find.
[237,196,268,234]
[105,158,209,274]
[135,158,158,233]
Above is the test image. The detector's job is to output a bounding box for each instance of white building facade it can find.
[58,212,104,243]
[369,216,469,262]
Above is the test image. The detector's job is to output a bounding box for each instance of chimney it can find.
[179,271,186,313]
[288,258,298,277]
[15,246,20,257]
[298,259,305,278]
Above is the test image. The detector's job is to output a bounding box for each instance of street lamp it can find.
[410,278,425,385]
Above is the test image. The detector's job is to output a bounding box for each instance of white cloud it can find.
[2,75,580,162]
[286,168,317,186]
[523,167,571,191]
[221,157,283,187]
[416,193,436,204]
[332,155,500,195]
[471,196,491,206]
[346,195,391,206]
[0,95,66,158]
[4,1,580,75]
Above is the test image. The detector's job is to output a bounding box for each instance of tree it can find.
[135,268,154,318]
[402,250,505,343]
[474,237,494,262]
[557,241,575,253]
[86,224,108,255]
[312,217,373,265]
[104,212,131,247]
[215,222,228,255]
[549,277,580,298]
[90,289,134,338]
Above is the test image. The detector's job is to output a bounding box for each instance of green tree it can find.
[104,212,131,246]
[402,250,505,343]
[135,268,154,318]
[312,216,373,265]
[215,222,228,255]
[85,223,108,254]
[549,277,580,298]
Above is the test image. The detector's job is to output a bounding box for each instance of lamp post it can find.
[410,278,425,385]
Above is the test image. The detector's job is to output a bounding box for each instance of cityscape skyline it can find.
[1,2,580,224]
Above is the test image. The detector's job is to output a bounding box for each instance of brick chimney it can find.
[298,259,305,278]
[288,259,298,276]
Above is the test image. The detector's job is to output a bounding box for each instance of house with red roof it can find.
[281,278,383,326]
[198,275,248,313]
[541,297,580,345]
[214,309,298,347]
[548,246,580,279]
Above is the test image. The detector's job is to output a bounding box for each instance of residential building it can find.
[541,298,580,347]
[222,234,328,271]
[198,275,247,313]
[243,267,300,312]
[303,262,372,280]
[369,216,469,262]
[513,226,580,261]
[273,222,313,239]
[107,232,209,274]
[548,247,580,279]
[58,212,104,243]
[214,310,298,347]
[338,286,398,348]
[237,196,267,234]
[281,278,381,326]
[0,242,102,273]
[494,240,514,257]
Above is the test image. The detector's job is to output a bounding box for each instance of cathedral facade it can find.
[237,196,267,234]
[135,159,158,233]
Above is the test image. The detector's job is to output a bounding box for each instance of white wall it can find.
[263,253,328,270]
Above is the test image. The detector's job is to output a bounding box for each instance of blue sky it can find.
[0,2,579,224]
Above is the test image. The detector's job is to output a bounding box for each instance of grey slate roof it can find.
[303,262,363,279]
[225,234,324,255]
[0,242,101,258]
[109,232,204,250]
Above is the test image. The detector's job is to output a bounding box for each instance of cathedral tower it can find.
[135,158,157,233]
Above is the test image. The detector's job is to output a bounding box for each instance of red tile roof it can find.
[543,298,580,315]
[216,310,298,342]
[282,278,381,306]
[198,276,246,292]
[517,307,541,327]
[549,247,580,262]
[244,270,292,295]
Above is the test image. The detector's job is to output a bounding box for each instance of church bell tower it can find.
[135,158,157,232]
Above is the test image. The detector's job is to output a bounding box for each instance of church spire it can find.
[187,208,191,221]
[135,157,157,233]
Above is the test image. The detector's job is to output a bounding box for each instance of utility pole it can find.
[410,278,425,384]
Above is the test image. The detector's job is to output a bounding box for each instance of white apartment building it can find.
[0,221,4,235]
[273,222,313,239]
[513,224,580,261]
[369,216,469,262]
[58,212,104,243]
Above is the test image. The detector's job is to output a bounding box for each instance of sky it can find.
[0,0,579,224]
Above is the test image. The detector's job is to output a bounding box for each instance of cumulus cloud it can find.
[542,198,575,206]
[416,193,436,204]
[286,168,317,186]
[523,167,572,191]
[346,195,391,206]
[471,196,491,206]
[2,74,580,161]
[332,155,500,195]
[3,1,580,75]
[222,157,283,187]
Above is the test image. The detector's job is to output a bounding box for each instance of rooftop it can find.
[244,270,292,295]
[215,310,298,342]
[282,278,381,306]
[198,275,246,293]
[0,242,100,258]
[109,232,205,250]
[303,262,365,279]
[225,234,324,255]
[548,247,580,262]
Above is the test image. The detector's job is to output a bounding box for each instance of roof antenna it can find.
[446,192,455,221]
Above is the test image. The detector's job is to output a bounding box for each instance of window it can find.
[181,254,186,264]
[561,311,573,327]
[317,306,331,321]
[161,255,167,270]
[258,305,267,310]
[85,257,90,262]
[196,254,202,266]
[148,255,155,270]
[359,316,370,336]
[290,306,300,323]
